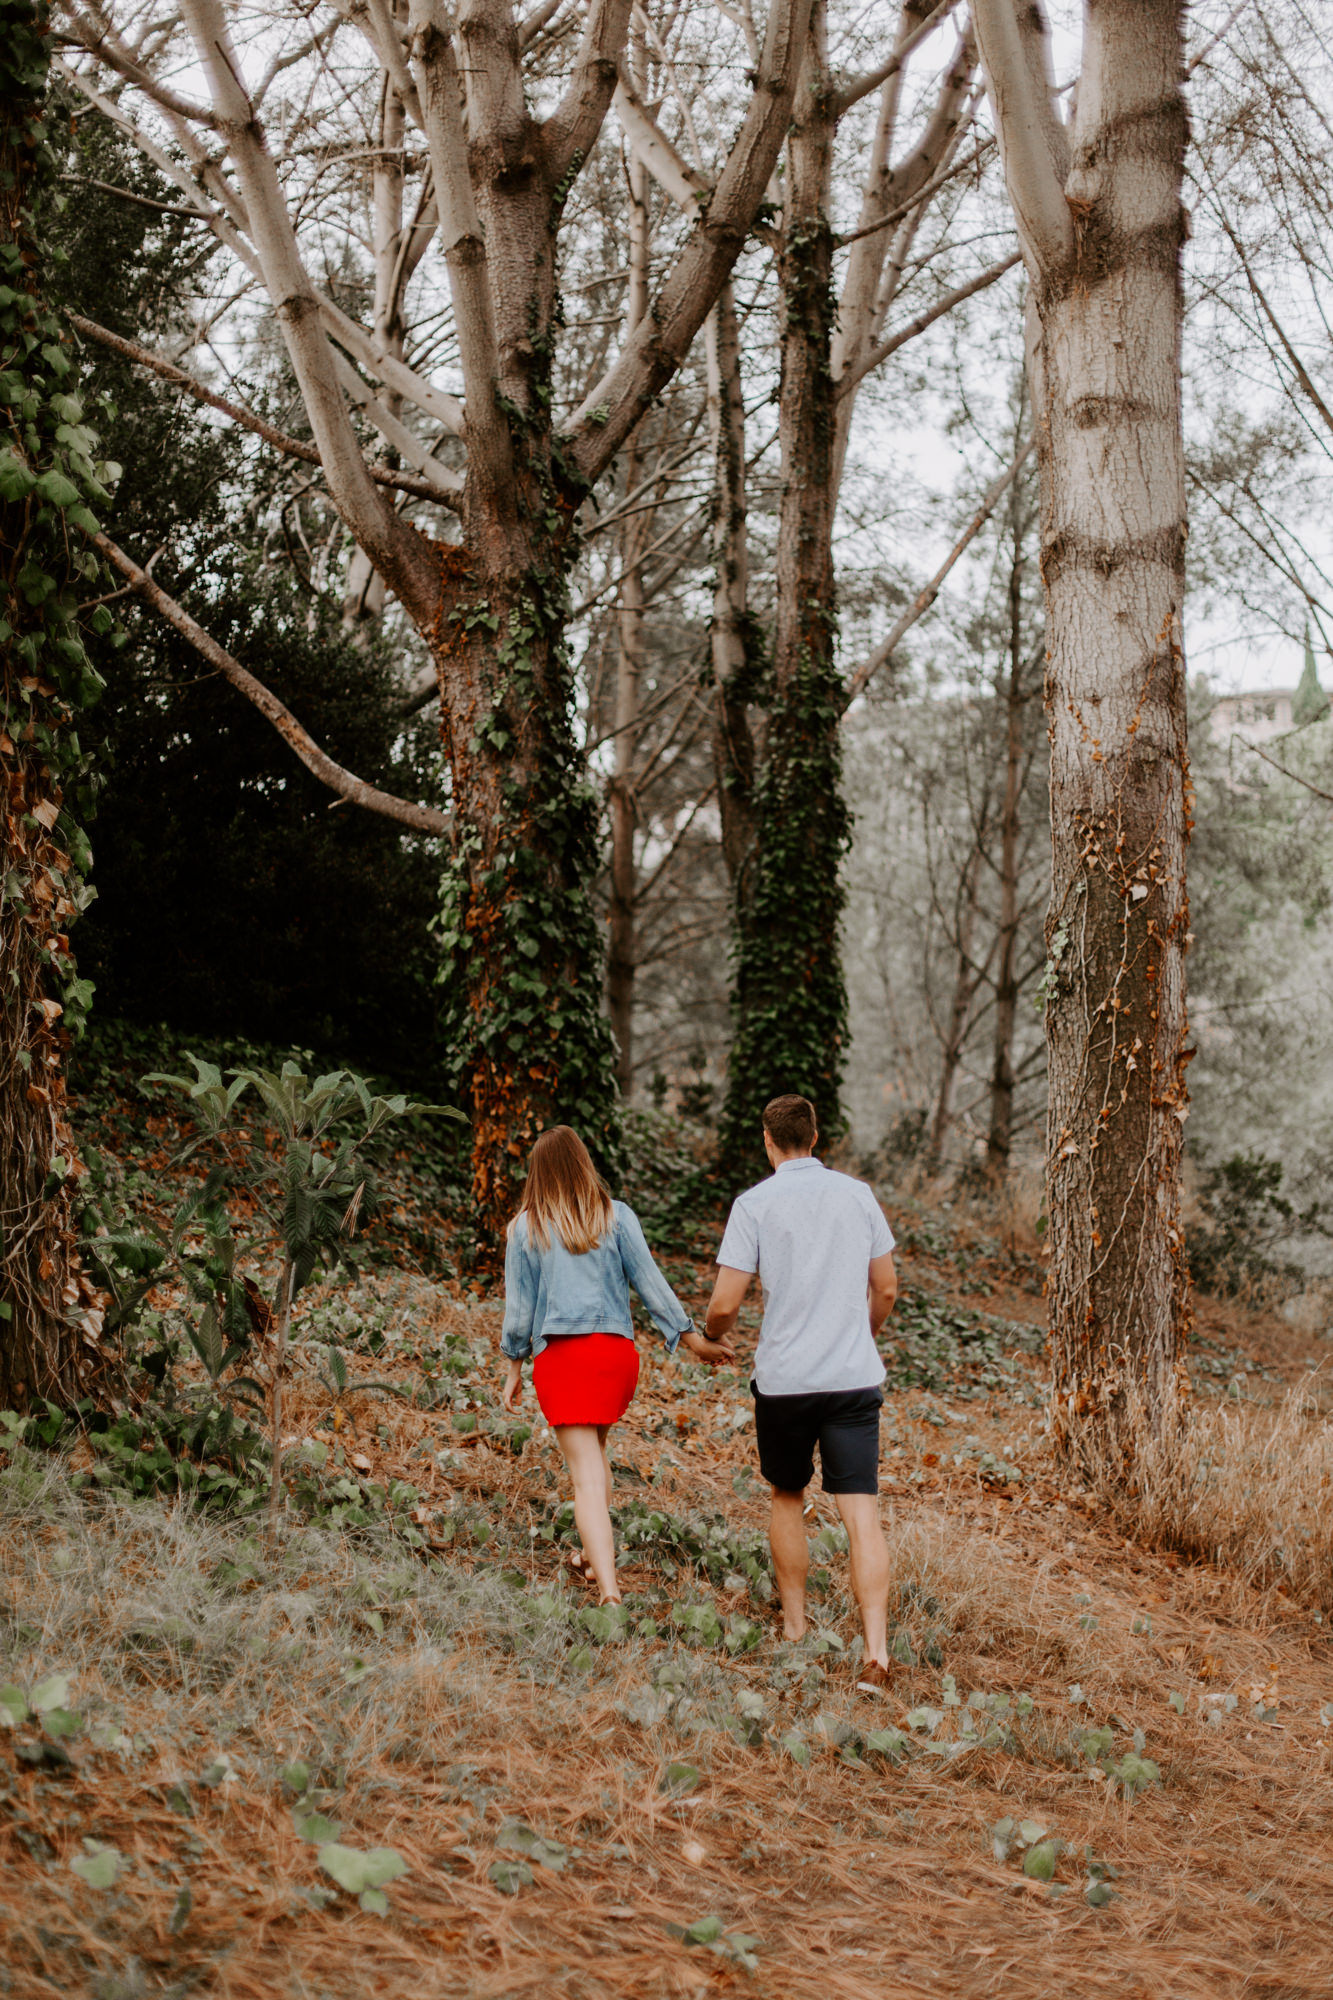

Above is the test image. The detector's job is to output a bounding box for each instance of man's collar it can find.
[774,1155,823,1173]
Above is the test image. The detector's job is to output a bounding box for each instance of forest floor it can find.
[2,1049,1332,1998]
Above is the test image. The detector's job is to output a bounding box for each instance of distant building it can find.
[1208,687,1298,742]
[1208,628,1330,742]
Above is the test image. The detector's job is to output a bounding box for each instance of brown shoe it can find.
[855,1661,896,1696]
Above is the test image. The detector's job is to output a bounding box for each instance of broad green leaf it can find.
[1022,1839,1059,1881]
[30,1674,71,1713]
[780,1730,811,1768]
[359,1888,390,1915]
[497,1820,566,1870]
[280,1759,312,1795]
[488,1857,533,1894]
[0,1684,26,1728]
[293,1809,342,1843]
[660,1761,700,1797]
[0,450,35,502]
[72,1843,121,1889]
[1085,1880,1117,1908]
[683,1915,723,1945]
[317,1843,407,1894]
[42,1707,82,1738]
[35,469,81,508]
[905,1706,943,1734]
[1017,1820,1048,1846]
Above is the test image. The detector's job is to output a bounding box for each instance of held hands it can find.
[501,1359,524,1412]
[682,1327,736,1367]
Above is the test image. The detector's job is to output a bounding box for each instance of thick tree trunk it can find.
[0,0,108,1407]
[430,54,621,1237]
[719,10,851,1176]
[974,0,1193,1448]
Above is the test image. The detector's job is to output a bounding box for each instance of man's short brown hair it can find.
[763,1094,817,1152]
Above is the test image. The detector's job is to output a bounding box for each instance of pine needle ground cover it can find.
[2,1058,1331,1998]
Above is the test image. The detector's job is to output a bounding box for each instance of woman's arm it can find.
[615,1203,698,1352]
[499,1224,537,1361]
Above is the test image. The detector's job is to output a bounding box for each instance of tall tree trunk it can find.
[928,848,984,1168]
[606,108,652,1098]
[973,0,1193,1447]
[0,0,108,1406]
[705,285,760,889]
[719,3,851,1178]
[986,468,1031,1175]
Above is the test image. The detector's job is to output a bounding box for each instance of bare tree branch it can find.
[177,0,437,619]
[94,535,449,836]
[68,312,463,507]
[834,0,961,116]
[841,437,1035,709]
[835,248,1020,397]
[564,0,813,481]
[969,0,1072,273]
[542,0,633,186]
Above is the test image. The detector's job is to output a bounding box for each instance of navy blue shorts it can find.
[751,1381,883,1495]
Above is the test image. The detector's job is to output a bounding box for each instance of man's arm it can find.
[683,1263,750,1365]
[868,1252,897,1338]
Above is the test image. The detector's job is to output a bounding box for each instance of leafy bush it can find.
[1190,1151,1323,1294]
[73,1057,457,1515]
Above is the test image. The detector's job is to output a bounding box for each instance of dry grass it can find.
[1083,1374,1333,1616]
[3,1318,1333,2000]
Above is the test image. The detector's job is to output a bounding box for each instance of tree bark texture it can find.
[0,0,108,1407]
[973,0,1193,1445]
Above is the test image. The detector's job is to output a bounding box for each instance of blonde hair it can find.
[514,1126,613,1254]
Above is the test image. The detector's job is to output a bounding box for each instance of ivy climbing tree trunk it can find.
[705,4,977,1180]
[972,0,1193,1449]
[718,0,850,1178]
[0,0,109,1406]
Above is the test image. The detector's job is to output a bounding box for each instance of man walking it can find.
[703,1095,899,1690]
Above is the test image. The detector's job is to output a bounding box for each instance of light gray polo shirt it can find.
[716,1157,895,1396]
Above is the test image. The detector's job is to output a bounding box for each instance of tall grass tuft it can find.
[1085,1376,1333,1613]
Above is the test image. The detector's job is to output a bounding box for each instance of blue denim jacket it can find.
[500,1200,693,1360]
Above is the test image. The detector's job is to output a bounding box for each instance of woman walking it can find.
[501,1127,732,1603]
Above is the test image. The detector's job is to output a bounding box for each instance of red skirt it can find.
[533,1332,640,1428]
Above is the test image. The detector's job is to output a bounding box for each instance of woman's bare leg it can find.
[556,1424,620,1603]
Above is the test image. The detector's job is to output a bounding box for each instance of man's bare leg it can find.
[768,1487,810,1641]
[834,1492,891,1668]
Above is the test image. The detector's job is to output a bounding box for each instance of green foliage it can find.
[37,103,448,1082]
[67,1057,456,1509]
[0,0,116,1025]
[1190,1151,1323,1294]
[881,1288,1044,1397]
